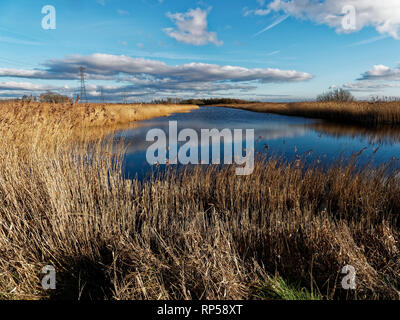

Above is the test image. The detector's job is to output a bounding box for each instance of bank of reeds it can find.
[0,100,197,139]
[211,101,400,126]
[0,103,399,300]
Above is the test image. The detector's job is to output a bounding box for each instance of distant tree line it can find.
[151,98,257,105]
[20,92,73,103]
[179,98,256,105]
[152,97,183,104]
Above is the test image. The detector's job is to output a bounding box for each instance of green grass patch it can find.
[252,276,322,300]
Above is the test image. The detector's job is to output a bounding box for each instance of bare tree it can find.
[317,88,354,102]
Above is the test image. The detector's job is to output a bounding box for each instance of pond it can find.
[112,106,400,179]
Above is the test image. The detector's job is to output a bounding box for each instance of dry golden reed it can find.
[0,100,198,140]
[0,101,399,300]
[212,101,400,126]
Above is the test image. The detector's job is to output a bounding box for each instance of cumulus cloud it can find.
[163,8,223,46]
[329,63,400,93]
[332,63,400,93]
[0,53,313,100]
[0,53,313,83]
[358,64,400,81]
[255,0,400,39]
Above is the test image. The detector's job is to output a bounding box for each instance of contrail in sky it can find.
[253,15,289,37]
[348,35,389,47]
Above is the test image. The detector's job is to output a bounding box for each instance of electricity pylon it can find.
[79,66,88,103]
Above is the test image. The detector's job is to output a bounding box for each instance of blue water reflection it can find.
[111,107,400,179]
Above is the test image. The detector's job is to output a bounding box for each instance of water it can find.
[112,106,400,179]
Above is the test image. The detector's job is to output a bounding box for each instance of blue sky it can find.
[1,0,400,102]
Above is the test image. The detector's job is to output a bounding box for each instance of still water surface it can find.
[112,106,400,178]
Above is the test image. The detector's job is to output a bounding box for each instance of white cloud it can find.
[243,6,271,16]
[0,82,73,99]
[0,81,50,91]
[0,53,314,100]
[330,63,400,93]
[0,68,51,79]
[254,9,272,16]
[163,8,223,46]
[342,81,400,92]
[359,64,400,81]
[259,0,400,39]
[0,53,313,83]
[58,53,312,82]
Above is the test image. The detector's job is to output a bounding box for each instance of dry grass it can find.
[0,100,198,140]
[211,101,400,126]
[0,101,399,300]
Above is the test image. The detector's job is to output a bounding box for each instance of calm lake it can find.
[112,106,400,179]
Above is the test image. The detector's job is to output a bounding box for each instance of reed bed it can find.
[212,101,400,126]
[0,100,197,140]
[0,101,399,300]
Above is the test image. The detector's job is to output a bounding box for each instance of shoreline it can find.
[207,101,400,126]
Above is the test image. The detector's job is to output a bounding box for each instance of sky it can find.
[0,0,400,102]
